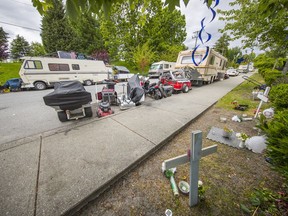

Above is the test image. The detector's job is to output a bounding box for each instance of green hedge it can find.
[263,70,283,86]
[258,110,288,181]
[269,84,288,110]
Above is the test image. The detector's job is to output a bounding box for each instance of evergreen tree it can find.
[71,12,104,55]
[41,0,80,54]
[0,27,9,61]
[10,35,30,60]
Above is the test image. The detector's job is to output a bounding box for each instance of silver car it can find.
[226,67,239,76]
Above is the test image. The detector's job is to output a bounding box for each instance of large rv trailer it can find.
[19,57,109,90]
[175,49,228,83]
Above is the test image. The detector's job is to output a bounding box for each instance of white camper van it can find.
[148,61,175,78]
[175,49,228,83]
[19,57,109,90]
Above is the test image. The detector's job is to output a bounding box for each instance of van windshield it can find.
[150,64,162,70]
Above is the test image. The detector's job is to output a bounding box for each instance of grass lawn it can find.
[0,62,22,85]
[215,73,269,116]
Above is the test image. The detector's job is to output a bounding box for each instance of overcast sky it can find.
[0,0,250,52]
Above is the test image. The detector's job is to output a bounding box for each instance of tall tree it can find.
[218,0,288,74]
[100,0,186,64]
[10,35,30,60]
[28,42,46,56]
[71,12,105,55]
[32,0,214,17]
[226,46,242,65]
[41,0,80,54]
[213,33,230,57]
[143,1,186,59]
[132,42,155,73]
[0,27,9,61]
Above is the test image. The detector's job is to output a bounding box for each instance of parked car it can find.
[160,70,192,93]
[226,67,239,76]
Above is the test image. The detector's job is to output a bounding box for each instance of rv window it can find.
[72,64,80,70]
[24,60,43,69]
[164,64,169,69]
[181,55,202,64]
[219,60,222,66]
[209,56,215,65]
[48,64,70,71]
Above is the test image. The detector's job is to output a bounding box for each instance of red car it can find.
[160,70,192,93]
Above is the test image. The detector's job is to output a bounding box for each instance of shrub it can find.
[273,76,288,85]
[269,84,288,110]
[261,70,283,86]
[258,110,288,181]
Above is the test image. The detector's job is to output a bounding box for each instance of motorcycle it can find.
[158,81,173,98]
[143,78,163,100]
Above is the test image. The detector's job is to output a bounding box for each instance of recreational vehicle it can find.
[148,61,175,78]
[19,57,109,90]
[175,49,228,84]
[237,63,254,73]
[112,66,134,81]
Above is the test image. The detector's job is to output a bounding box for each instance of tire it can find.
[84,107,93,117]
[57,111,68,122]
[182,84,189,93]
[84,80,93,86]
[211,76,214,83]
[34,81,46,90]
[154,89,163,100]
[197,80,203,87]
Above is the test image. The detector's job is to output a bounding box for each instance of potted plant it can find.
[223,126,233,138]
[238,132,249,148]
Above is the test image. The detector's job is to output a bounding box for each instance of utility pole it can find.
[192,31,199,49]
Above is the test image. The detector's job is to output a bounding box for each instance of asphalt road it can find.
[0,82,150,145]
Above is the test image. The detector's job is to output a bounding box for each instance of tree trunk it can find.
[282,58,288,75]
[272,58,278,70]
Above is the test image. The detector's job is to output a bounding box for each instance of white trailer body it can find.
[175,49,228,83]
[148,61,175,78]
[238,64,254,73]
[19,57,109,90]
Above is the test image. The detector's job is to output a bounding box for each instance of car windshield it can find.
[172,71,185,79]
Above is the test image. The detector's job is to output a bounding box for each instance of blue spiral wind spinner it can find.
[192,0,220,66]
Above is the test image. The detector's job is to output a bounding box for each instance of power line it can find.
[0,21,40,32]
[9,0,33,7]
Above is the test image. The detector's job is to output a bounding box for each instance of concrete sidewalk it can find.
[0,76,247,216]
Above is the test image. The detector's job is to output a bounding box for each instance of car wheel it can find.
[57,111,68,122]
[34,81,46,90]
[84,107,93,117]
[84,80,93,86]
[182,84,189,93]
